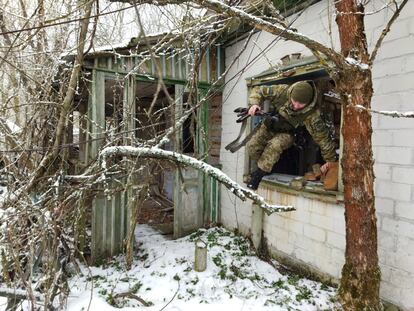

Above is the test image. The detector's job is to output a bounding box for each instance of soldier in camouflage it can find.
[246,81,337,190]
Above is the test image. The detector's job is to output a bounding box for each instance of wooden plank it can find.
[217,46,222,80]
[91,195,105,264]
[171,53,176,78]
[173,84,184,239]
[206,47,211,83]
[90,70,105,159]
[113,191,122,254]
[104,194,112,257]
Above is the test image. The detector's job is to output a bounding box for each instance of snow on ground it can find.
[64,225,340,311]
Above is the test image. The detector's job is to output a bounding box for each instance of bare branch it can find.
[354,104,414,118]
[101,146,296,215]
[369,0,409,64]
[113,0,346,67]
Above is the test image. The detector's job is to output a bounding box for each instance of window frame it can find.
[244,57,344,198]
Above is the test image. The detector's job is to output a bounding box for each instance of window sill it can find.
[258,173,344,204]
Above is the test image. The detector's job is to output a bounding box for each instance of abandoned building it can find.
[59,0,414,309]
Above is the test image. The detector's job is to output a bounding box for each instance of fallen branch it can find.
[0,287,44,301]
[113,291,150,307]
[100,146,295,215]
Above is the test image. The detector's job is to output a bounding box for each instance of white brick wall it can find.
[219,0,414,309]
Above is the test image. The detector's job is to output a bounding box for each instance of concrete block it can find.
[309,200,328,216]
[377,114,414,129]
[397,221,414,239]
[380,265,393,282]
[286,219,304,235]
[399,288,414,310]
[375,73,414,94]
[392,129,414,147]
[333,217,346,235]
[289,209,310,224]
[271,226,289,242]
[294,235,314,251]
[390,269,414,289]
[374,163,392,180]
[331,248,345,266]
[327,231,346,250]
[375,197,395,216]
[399,91,414,110]
[379,281,402,308]
[372,57,405,79]
[383,18,412,42]
[396,236,414,256]
[404,55,414,73]
[381,216,399,233]
[392,167,414,184]
[393,254,414,273]
[378,231,396,250]
[371,94,402,112]
[269,214,288,230]
[377,37,414,60]
[310,213,333,231]
[309,242,332,265]
[321,263,341,279]
[276,240,295,255]
[376,147,412,165]
[372,130,393,147]
[304,224,326,242]
[294,248,315,266]
[376,180,412,201]
[395,202,414,220]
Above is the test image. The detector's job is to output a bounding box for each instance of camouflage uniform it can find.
[246,83,337,173]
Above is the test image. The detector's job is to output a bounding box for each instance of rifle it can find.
[225,107,272,153]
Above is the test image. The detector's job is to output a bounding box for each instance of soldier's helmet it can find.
[290,81,314,105]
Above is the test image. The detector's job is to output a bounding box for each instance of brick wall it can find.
[219,0,414,309]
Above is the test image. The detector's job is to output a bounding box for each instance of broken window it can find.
[246,56,342,195]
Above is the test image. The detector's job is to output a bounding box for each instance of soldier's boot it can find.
[247,168,268,190]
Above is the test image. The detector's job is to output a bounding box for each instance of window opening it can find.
[248,73,341,193]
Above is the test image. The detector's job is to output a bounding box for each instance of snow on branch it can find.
[0,287,44,301]
[100,146,295,215]
[354,105,414,118]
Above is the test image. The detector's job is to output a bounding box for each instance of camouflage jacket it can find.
[248,83,337,162]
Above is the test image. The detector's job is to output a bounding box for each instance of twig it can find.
[159,280,180,311]
[113,291,150,307]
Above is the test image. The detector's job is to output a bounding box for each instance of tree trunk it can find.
[335,0,381,309]
[337,72,381,311]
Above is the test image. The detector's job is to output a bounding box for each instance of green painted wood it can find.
[90,70,105,159]
[82,66,220,90]
[173,84,184,239]
[91,195,105,264]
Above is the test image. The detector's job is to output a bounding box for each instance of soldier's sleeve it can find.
[248,85,287,106]
[304,111,338,162]
[248,86,264,106]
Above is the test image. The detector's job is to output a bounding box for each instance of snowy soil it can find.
[0,225,341,310]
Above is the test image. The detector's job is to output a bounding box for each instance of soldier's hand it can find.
[248,105,261,116]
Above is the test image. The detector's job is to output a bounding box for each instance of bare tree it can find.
[0,0,291,308]
[1,0,411,309]
[108,0,410,309]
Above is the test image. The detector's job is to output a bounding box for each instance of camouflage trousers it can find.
[246,124,294,173]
